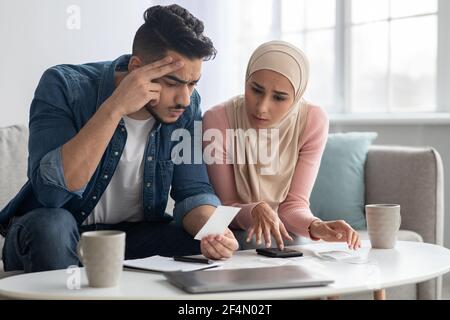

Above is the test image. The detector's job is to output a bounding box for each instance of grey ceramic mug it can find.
[77,230,126,288]
[366,204,401,249]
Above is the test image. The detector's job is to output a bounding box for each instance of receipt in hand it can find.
[194,206,241,240]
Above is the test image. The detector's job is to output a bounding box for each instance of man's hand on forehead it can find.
[109,55,185,117]
[139,56,184,80]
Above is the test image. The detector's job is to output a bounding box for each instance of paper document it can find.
[194,206,241,240]
[124,255,222,272]
[301,243,370,264]
[315,250,369,263]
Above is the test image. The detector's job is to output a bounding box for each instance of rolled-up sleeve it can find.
[38,146,86,197]
[173,193,221,225]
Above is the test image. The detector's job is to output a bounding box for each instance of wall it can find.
[0,0,235,128]
[0,0,155,127]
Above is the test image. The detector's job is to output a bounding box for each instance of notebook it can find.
[123,255,222,272]
[163,265,334,293]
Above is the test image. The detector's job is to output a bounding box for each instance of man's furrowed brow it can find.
[164,75,201,85]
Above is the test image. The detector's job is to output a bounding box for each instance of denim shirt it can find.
[0,54,220,233]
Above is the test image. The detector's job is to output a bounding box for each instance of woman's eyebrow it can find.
[252,82,289,96]
[251,82,264,90]
[273,90,289,96]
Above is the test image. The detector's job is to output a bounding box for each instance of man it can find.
[0,4,238,273]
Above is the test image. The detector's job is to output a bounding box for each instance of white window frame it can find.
[341,0,444,114]
[275,0,449,114]
[437,0,450,112]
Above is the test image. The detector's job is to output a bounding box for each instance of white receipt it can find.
[194,206,241,240]
[314,249,370,264]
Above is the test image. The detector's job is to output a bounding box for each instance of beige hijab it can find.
[225,40,310,209]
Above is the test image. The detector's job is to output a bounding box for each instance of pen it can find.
[173,256,213,264]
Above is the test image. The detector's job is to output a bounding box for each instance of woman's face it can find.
[245,69,295,128]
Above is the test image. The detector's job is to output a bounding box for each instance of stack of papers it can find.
[124,255,223,272]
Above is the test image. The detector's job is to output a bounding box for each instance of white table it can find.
[0,240,449,300]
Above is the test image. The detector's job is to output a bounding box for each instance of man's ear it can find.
[128,56,143,72]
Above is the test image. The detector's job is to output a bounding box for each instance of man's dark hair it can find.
[132,4,217,62]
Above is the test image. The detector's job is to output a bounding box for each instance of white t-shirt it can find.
[84,115,155,225]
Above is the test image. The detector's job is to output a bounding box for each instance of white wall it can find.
[0,0,155,127]
[331,121,450,249]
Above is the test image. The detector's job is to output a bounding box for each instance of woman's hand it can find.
[247,202,293,250]
[309,220,361,250]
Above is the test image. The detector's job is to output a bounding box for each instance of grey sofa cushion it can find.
[0,125,28,261]
[365,146,444,246]
[366,146,444,300]
[0,125,28,210]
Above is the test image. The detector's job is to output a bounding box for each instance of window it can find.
[227,0,276,98]
[281,0,336,112]
[172,0,448,115]
[350,0,438,113]
[279,0,439,113]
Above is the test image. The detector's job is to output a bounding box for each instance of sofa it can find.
[0,125,445,299]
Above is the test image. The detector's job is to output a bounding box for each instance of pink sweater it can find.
[203,102,329,239]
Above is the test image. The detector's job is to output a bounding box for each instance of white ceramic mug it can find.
[365,204,401,249]
[77,230,126,288]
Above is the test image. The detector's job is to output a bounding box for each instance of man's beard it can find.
[144,104,187,125]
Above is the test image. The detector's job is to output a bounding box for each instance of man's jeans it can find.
[2,208,201,273]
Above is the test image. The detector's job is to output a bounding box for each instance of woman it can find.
[203,41,361,254]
